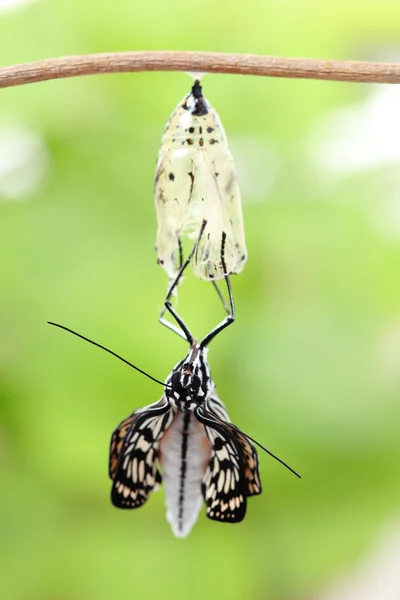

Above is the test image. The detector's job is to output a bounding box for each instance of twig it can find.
[0,51,400,89]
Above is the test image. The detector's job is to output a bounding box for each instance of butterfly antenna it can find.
[47,321,172,389]
[200,406,301,479]
[230,422,302,479]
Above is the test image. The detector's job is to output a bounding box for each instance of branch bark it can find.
[1,51,400,89]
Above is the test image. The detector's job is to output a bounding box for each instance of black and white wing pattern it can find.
[195,404,247,523]
[205,394,230,422]
[205,395,262,497]
[109,397,174,509]
[235,429,262,497]
[194,394,262,523]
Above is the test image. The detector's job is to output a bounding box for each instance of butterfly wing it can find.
[236,432,262,497]
[205,394,230,422]
[109,412,136,479]
[195,405,247,523]
[109,398,173,509]
[204,395,262,497]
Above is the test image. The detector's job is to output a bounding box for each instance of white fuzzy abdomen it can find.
[159,411,211,538]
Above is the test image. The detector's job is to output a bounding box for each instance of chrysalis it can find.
[154,80,247,281]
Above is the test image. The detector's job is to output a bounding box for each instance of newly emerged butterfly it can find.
[154,79,247,282]
[108,364,263,535]
[48,239,300,538]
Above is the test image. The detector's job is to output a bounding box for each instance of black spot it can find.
[192,80,203,99]
[169,173,175,181]
[189,127,195,133]
[142,428,155,443]
[191,98,208,117]
[199,126,203,134]
[214,437,224,450]
[199,138,204,147]
[157,258,164,265]
[207,127,214,133]
[209,139,218,145]
[187,139,194,145]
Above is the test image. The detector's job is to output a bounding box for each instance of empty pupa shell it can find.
[154,80,247,281]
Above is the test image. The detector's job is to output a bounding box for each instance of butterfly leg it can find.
[159,220,207,342]
[200,232,235,348]
[211,280,230,316]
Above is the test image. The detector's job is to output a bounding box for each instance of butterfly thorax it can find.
[165,342,214,412]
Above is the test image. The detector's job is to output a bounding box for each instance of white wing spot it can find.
[217,470,225,493]
[138,460,145,482]
[224,469,231,494]
[132,457,138,483]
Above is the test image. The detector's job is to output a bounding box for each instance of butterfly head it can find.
[165,342,213,411]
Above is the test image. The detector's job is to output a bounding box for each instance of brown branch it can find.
[1,51,400,90]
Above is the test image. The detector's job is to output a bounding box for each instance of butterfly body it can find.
[164,341,212,411]
[159,409,211,538]
[109,341,262,537]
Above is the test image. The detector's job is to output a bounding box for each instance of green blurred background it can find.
[1,1,400,599]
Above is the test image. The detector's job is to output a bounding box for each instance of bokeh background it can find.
[1,1,400,599]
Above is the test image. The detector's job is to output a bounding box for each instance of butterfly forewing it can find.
[204,394,230,422]
[110,398,173,509]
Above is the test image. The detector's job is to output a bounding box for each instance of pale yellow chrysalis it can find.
[154,80,247,281]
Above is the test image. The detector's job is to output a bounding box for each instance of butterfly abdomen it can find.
[159,411,211,538]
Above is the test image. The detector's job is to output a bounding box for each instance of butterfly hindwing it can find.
[195,406,247,523]
[110,398,173,509]
[236,432,262,497]
[109,412,136,479]
[204,395,262,497]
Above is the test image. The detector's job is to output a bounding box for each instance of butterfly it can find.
[48,234,300,537]
[154,79,247,282]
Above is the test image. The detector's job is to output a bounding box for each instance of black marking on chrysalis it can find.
[183,80,209,117]
[192,80,203,99]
